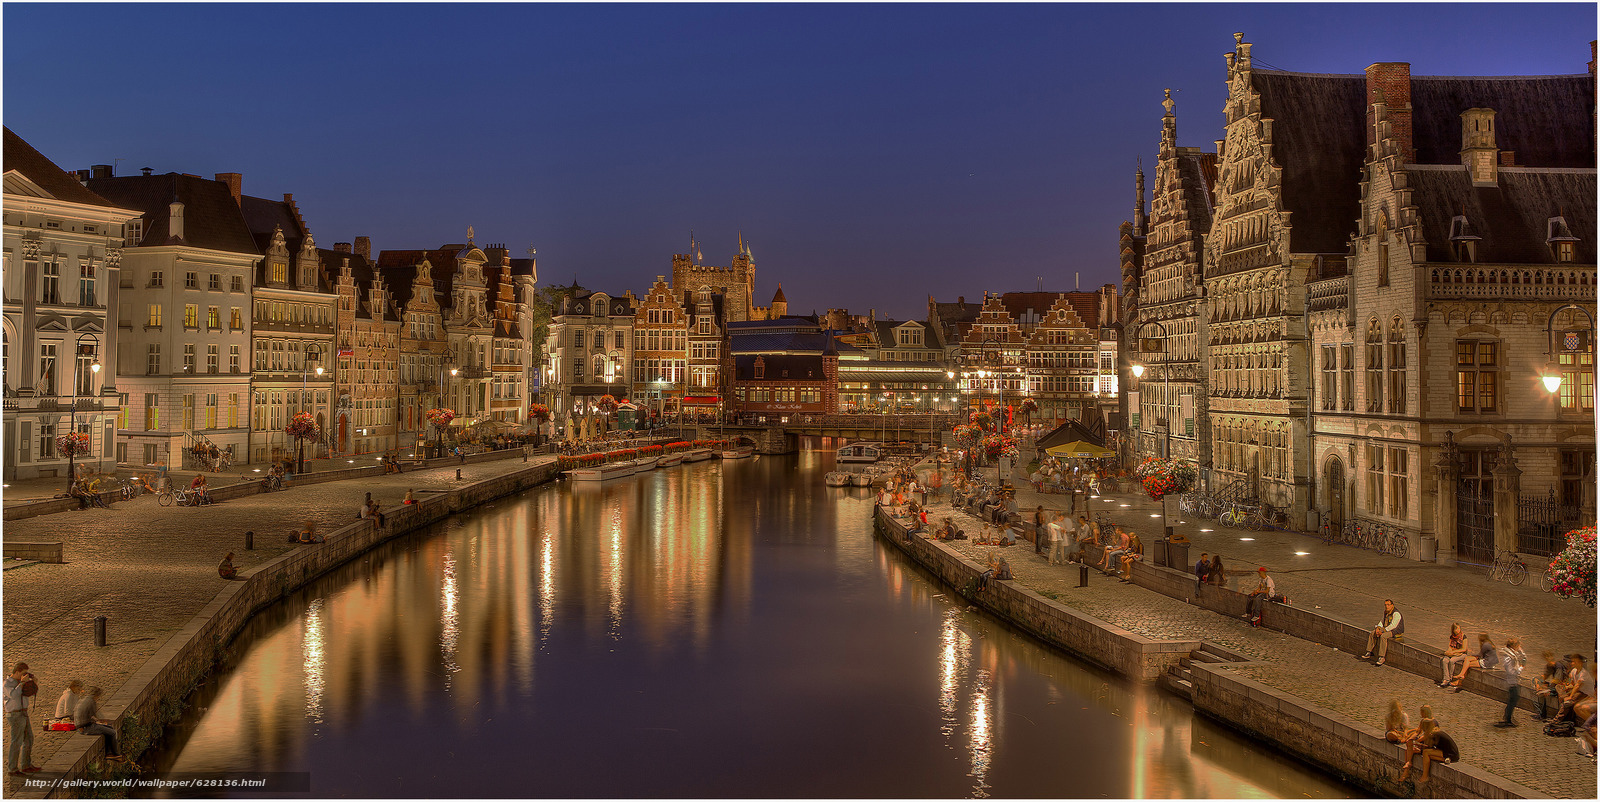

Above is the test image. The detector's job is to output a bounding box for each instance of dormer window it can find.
[1448,215,1480,263]
[1548,216,1579,263]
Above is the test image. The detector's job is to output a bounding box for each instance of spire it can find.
[1134,159,1147,237]
[1160,88,1179,158]
[738,231,745,255]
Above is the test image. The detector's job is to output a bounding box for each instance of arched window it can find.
[1386,319,1407,414]
[1365,319,1384,412]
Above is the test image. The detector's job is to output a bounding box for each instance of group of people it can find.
[187,473,216,505]
[5,663,123,777]
[1384,702,1459,784]
[189,441,233,472]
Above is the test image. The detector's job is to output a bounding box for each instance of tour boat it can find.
[837,442,882,464]
[824,471,852,487]
[657,453,684,468]
[564,462,635,482]
[682,448,716,463]
[721,445,755,459]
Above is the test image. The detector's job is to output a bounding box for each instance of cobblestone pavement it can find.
[907,493,1597,798]
[0,453,549,791]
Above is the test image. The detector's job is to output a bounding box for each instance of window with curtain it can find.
[1386,319,1406,414]
[1456,340,1498,412]
[1364,320,1383,412]
[1365,444,1385,514]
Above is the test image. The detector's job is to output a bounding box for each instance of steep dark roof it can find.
[726,317,822,333]
[240,194,317,288]
[733,354,826,382]
[1409,74,1596,168]
[1035,418,1105,450]
[873,319,946,350]
[730,331,864,354]
[1408,166,1597,264]
[1177,152,1216,234]
[3,128,121,208]
[1250,71,1368,254]
[379,248,460,311]
[86,173,259,254]
[771,284,787,303]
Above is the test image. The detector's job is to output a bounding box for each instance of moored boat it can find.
[824,471,851,487]
[564,462,635,482]
[721,445,754,459]
[657,453,684,467]
[850,472,873,487]
[837,441,882,463]
[682,448,715,463]
[627,456,660,472]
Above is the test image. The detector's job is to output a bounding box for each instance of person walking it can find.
[1360,599,1404,666]
[1494,636,1527,727]
[4,662,39,776]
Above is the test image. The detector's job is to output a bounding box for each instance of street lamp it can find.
[1543,302,1596,415]
[296,345,325,473]
[66,332,101,495]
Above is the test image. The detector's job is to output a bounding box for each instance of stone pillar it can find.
[1491,444,1522,555]
[1432,432,1460,561]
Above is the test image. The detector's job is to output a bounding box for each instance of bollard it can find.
[245,530,254,550]
[93,615,107,647]
[1078,564,1089,588]
[455,468,462,480]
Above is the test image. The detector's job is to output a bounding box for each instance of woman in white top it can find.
[54,679,83,720]
[1046,514,1067,565]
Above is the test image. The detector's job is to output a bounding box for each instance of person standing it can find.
[1032,506,1047,555]
[1495,636,1527,727]
[1360,599,1404,666]
[4,662,39,776]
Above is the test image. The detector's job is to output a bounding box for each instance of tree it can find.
[528,281,587,370]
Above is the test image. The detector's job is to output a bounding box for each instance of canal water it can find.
[145,449,1356,798]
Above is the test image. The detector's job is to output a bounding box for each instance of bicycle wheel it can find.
[1391,535,1409,560]
[157,492,173,507]
[1247,512,1268,531]
[1507,561,1527,586]
[1541,565,1557,593]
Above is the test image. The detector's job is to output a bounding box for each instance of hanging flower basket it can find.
[981,434,1018,461]
[1017,397,1039,415]
[969,410,994,433]
[597,395,618,415]
[55,432,91,458]
[425,408,457,428]
[1134,457,1198,500]
[952,424,981,449]
[1549,526,1597,607]
[528,403,551,423]
[284,411,320,441]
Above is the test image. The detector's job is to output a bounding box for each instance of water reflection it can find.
[147,453,1355,799]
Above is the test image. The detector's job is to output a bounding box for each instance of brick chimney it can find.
[1365,62,1414,163]
[214,173,242,206]
[353,236,371,260]
[334,242,352,253]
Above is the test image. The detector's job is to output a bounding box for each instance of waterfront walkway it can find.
[911,468,1596,798]
[0,452,553,793]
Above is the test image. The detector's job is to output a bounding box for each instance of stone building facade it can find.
[3,131,140,480]
[631,276,688,415]
[1125,91,1216,467]
[544,289,636,427]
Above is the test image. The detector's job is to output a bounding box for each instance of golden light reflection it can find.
[302,598,326,725]
[968,668,993,798]
[608,507,623,634]
[539,530,555,643]
[938,610,967,739]
[440,550,459,688]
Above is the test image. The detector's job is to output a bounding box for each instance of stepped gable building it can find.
[326,244,400,455]
[1305,44,1596,562]
[3,130,140,480]
[481,245,535,424]
[240,188,336,465]
[377,234,496,429]
[632,276,689,415]
[87,169,259,469]
[1125,90,1217,466]
[955,293,1028,417]
[371,240,447,445]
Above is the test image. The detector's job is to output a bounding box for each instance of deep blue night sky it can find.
[5,3,1594,319]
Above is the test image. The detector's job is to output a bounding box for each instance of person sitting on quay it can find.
[1097,526,1131,574]
[73,687,125,764]
[1243,566,1273,624]
[1208,554,1228,589]
[1534,650,1565,721]
[53,679,83,729]
[1384,698,1410,744]
[1397,718,1457,784]
[1445,633,1497,691]
[1554,653,1595,724]
[1116,533,1144,582]
[1194,552,1211,597]
[403,489,417,505]
[1359,599,1404,667]
[217,552,238,580]
[1439,624,1469,687]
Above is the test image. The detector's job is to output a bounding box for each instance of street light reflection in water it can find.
[143,450,1356,799]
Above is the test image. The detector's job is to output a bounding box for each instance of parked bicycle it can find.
[157,486,190,507]
[1487,550,1528,586]
[1219,502,1269,531]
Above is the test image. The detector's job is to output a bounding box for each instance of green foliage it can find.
[528,281,586,365]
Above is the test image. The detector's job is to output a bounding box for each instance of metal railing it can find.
[1517,489,1584,557]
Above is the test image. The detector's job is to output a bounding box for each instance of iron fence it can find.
[1517,489,1585,557]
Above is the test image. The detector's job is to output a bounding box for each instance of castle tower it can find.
[771,284,788,318]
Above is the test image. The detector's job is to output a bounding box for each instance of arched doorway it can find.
[1324,456,1345,533]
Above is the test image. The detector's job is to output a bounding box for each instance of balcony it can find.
[1428,265,1596,301]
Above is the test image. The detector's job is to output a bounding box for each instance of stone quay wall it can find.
[873,507,1196,681]
[19,458,561,799]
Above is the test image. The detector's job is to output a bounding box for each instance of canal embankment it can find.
[872,504,1555,799]
[11,454,566,798]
